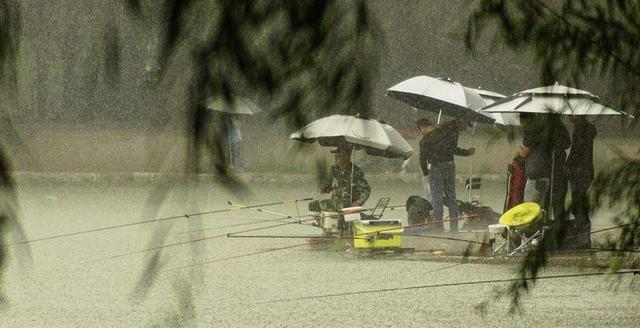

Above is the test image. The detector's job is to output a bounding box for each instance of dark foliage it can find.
[0,0,31,308]
[467,0,640,119]
[120,0,381,324]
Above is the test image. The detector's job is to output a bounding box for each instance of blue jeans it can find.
[430,161,459,232]
[229,141,245,171]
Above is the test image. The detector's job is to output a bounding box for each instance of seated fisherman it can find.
[308,147,371,213]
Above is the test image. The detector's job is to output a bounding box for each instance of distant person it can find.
[223,115,245,172]
[308,147,371,213]
[516,114,570,234]
[565,116,597,248]
[417,118,475,233]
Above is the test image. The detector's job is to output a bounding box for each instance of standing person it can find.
[224,115,245,172]
[417,118,475,233]
[516,114,570,246]
[548,115,571,232]
[565,116,597,248]
[308,147,371,213]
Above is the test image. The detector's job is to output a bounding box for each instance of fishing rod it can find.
[164,227,372,273]
[226,217,317,237]
[259,270,640,304]
[162,241,313,274]
[177,216,315,235]
[2,197,314,248]
[91,217,319,263]
[566,223,633,239]
[352,214,481,239]
[225,215,484,245]
[400,233,490,245]
[227,234,369,240]
[180,200,352,235]
[177,215,314,235]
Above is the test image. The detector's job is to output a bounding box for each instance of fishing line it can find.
[2,197,314,247]
[258,270,640,304]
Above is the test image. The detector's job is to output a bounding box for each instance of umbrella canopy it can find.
[481,83,629,117]
[290,115,414,159]
[467,87,520,126]
[206,97,262,115]
[386,75,495,124]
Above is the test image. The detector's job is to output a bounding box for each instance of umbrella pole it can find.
[350,144,355,205]
[549,145,555,221]
[467,124,476,202]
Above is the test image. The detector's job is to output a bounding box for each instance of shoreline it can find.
[11,171,508,184]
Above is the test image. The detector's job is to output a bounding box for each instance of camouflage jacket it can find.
[321,164,371,209]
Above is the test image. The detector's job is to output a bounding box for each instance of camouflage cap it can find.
[330,147,352,156]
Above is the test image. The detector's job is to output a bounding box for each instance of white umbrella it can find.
[386,75,495,124]
[480,82,630,116]
[291,115,414,202]
[206,97,262,115]
[467,87,520,126]
[290,115,414,159]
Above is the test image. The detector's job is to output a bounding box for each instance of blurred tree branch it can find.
[123,0,381,323]
[467,0,640,118]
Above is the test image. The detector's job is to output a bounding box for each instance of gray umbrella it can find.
[290,114,414,159]
[386,75,495,124]
[291,115,414,202]
[480,83,632,117]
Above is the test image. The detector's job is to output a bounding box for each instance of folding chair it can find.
[489,202,546,256]
[369,197,391,220]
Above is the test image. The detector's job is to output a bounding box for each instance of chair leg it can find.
[491,227,510,256]
[508,230,542,256]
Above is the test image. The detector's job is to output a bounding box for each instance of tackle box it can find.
[353,220,403,249]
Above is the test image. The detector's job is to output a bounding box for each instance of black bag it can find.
[406,195,433,225]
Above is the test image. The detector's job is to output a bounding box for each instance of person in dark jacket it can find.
[516,114,571,249]
[565,116,597,248]
[516,114,570,218]
[416,118,475,232]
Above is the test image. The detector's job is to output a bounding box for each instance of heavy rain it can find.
[0,1,638,327]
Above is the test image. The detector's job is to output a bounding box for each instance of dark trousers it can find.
[568,177,592,248]
[549,172,570,248]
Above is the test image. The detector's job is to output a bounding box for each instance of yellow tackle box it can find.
[353,220,403,249]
